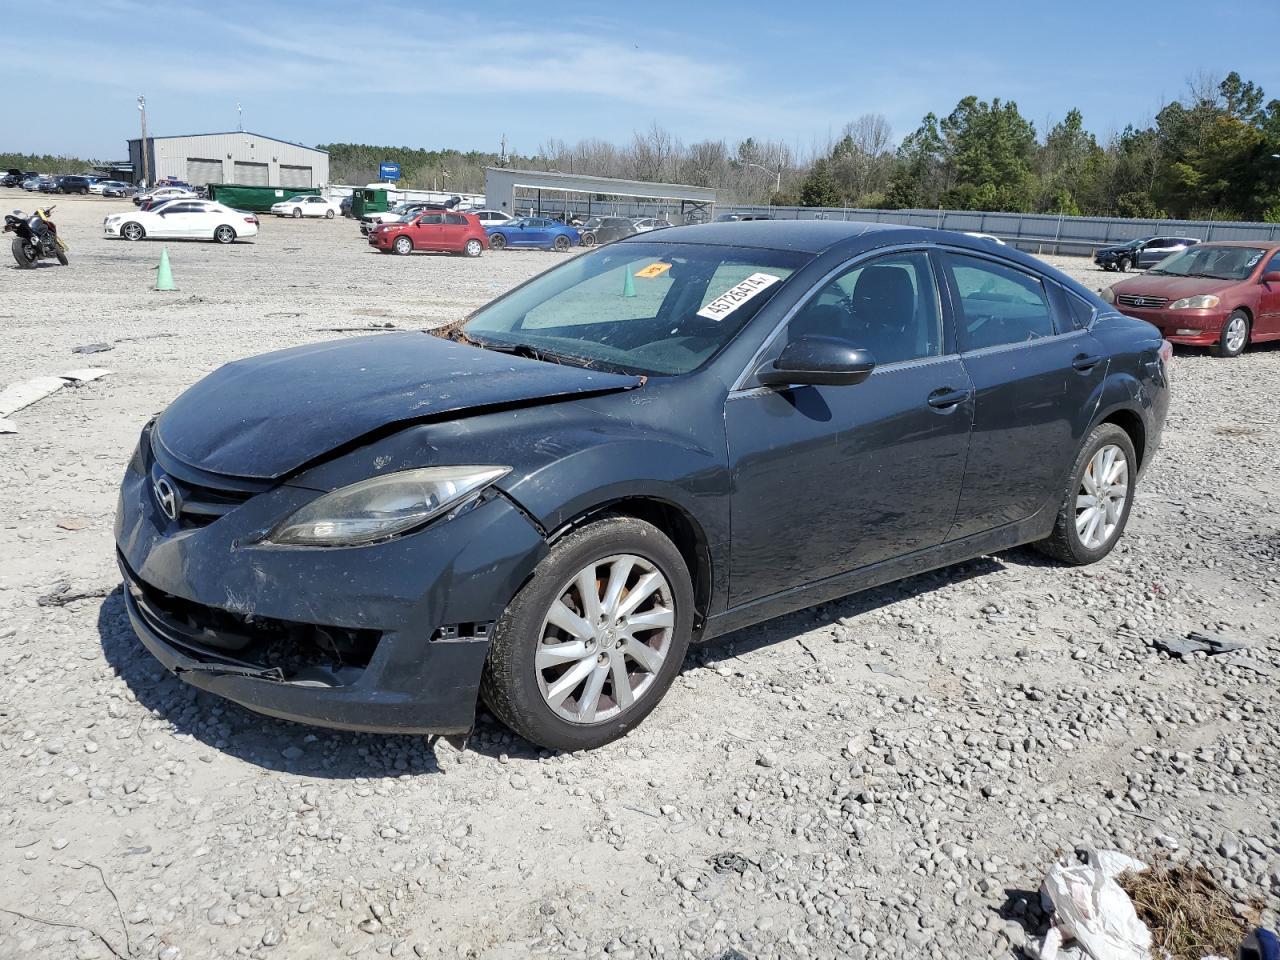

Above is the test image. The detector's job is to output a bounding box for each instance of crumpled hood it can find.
[154,333,643,480]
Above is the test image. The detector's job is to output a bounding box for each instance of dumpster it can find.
[205,184,321,212]
[351,188,392,219]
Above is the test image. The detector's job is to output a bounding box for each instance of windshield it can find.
[463,241,809,376]
[1119,237,1152,249]
[1149,245,1267,280]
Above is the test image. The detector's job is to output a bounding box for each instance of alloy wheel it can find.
[535,554,675,725]
[1075,444,1129,550]
[1225,315,1248,354]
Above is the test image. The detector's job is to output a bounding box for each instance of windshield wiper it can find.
[466,336,597,370]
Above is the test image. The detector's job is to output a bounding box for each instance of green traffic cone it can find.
[622,268,635,298]
[155,246,176,292]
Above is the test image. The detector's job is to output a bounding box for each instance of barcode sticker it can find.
[696,273,782,321]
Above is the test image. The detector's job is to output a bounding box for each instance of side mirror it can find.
[756,336,876,388]
[1261,271,1280,285]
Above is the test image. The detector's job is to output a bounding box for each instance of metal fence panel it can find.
[712,205,1280,254]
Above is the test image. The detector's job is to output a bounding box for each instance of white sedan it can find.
[270,194,340,219]
[104,200,259,243]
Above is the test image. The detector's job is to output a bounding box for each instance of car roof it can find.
[635,219,900,253]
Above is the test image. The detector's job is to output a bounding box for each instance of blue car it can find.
[486,216,580,252]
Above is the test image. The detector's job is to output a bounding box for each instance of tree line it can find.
[11,71,1278,221]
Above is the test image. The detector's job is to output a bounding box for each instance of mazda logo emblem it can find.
[153,475,180,521]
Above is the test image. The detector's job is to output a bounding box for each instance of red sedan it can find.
[1103,240,1280,357]
[369,211,488,257]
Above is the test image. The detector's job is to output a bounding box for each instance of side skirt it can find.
[700,514,1051,642]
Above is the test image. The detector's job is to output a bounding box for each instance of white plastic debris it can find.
[0,368,111,433]
[1038,848,1151,960]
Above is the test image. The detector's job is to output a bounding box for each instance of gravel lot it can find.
[2,194,1278,960]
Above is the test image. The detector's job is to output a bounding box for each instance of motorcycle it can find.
[4,206,68,268]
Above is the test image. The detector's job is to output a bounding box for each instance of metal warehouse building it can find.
[126,132,329,188]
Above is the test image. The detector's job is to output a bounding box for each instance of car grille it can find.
[148,431,265,529]
[1117,294,1169,309]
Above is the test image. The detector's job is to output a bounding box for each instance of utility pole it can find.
[137,95,150,188]
[499,133,508,167]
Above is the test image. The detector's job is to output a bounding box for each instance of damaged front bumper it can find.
[114,426,548,734]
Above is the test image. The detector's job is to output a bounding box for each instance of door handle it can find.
[1072,353,1103,372]
[927,387,971,410]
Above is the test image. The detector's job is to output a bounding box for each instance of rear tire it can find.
[553,234,571,252]
[214,225,236,244]
[489,233,507,250]
[480,517,694,752]
[12,237,35,268]
[1033,423,1136,565]
[464,238,483,258]
[393,235,413,256]
[1215,310,1249,358]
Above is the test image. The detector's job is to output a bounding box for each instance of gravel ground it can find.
[1,194,1278,960]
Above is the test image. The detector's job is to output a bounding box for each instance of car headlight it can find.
[1168,295,1219,310]
[1099,286,1116,304]
[268,466,510,546]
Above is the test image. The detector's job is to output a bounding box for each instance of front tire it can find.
[1116,258,1128,273]
[481,517,694,751]
[489,233,507,251]
[56,248,69,266]
[214,225,236,244]
[463,238,483,258]
[581,232,598,247]
[1215,310,1249,358]
[121,222,145,241]
[292,207,302,218]
[1033,423,1136,565]
[393,235,413,256]
[325,209,335,219]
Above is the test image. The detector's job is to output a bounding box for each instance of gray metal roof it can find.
[484,167,715,202]
[125,131,327,153]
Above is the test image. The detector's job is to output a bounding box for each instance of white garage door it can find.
[233,161,269,186]
[185,158,222,186]
[279,164,313,188]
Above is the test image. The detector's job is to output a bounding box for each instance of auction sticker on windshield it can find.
[696,272,782,321]
[635,262,672,279]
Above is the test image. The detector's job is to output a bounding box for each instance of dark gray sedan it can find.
[115,222,1170,751]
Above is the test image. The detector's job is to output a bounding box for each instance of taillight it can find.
[244,217,256,223]
[1158,339,1173,378]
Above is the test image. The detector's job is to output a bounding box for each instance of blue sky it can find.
[15,0,1280,160]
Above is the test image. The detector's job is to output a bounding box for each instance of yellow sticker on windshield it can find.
[635,262,672,279]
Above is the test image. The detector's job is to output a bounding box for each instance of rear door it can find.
[940,250,1107,540]
[441,213,469,251]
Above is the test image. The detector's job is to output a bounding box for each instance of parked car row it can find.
[3,169,138,196]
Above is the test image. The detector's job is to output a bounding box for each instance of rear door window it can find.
[945,254,1056,351]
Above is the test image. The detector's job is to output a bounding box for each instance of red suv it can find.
[1103,241,1280,357]
[369,211,488,257]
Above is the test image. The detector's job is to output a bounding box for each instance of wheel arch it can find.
[547,496,714,638]
[1098,406,1146,470]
